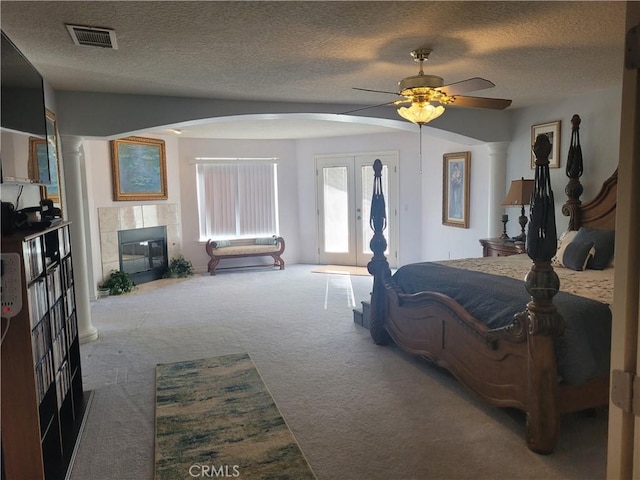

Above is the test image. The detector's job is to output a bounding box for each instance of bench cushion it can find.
[212,244,281,255]
[255,237,278,245]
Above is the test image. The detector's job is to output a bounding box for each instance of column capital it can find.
[60,135,85,152]
[486,141,510,157]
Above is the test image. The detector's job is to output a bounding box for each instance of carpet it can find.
[72,266,608,480]
[155,353,316,480]
[311,265,371,276]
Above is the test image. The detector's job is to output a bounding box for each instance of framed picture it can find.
[531,121,561,168]
[111,136,168,201]
[28,137,49,183]
[442,151,470,228]
[28,110,62,207]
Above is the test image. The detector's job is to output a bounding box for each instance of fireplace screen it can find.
[118,226,168,284]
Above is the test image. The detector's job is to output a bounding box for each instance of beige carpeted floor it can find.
[71,264,608,480]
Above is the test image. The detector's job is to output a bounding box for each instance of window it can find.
[196,161,279,241]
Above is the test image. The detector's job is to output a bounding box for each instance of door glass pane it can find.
[361,164,388,255]
[323,166,349,252]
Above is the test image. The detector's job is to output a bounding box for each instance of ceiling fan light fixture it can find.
[397,102,445,125]
[349,47,511,123]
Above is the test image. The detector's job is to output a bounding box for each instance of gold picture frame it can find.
[28,137,47,183]
[111,136,168,201]
[28,109,63,212]
[442,151,470,228]
[531,120,561,168]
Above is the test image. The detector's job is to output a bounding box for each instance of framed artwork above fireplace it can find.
[111,136,168,201]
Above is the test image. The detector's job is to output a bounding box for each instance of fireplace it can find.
[118,226,168,285]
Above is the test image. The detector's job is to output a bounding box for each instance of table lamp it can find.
[501,177,535,241]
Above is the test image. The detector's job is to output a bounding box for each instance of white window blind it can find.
[196,161,279,241]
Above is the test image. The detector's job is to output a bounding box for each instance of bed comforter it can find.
[392,261,612,386]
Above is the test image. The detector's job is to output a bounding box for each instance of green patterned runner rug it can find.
[155,353,316,480]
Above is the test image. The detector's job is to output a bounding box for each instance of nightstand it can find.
[479,238,526,257]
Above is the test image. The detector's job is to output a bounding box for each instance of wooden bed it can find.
[367,117,616,454]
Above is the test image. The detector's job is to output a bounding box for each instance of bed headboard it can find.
[562,114,617,231]
[573,169,617,231]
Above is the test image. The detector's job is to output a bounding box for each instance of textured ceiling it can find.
[0,1,628,139]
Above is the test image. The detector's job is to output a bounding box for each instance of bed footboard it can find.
[367,135,567,454]
[384,286,530,411]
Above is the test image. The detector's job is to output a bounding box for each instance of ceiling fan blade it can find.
[353,87,400,96]
[448,95,512,110]
[340,100,401,115]
[439,77,495,96]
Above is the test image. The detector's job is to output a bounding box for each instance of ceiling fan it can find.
[348,48,512,125]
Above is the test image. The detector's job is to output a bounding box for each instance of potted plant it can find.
[96,286,111,299]
[164,256,194,278]
[100,270,135,295]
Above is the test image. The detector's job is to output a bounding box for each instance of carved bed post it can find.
[562,114,584,230]
[368,159,392,345]
[524,134,565,454]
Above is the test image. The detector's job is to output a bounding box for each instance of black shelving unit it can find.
[1,222,91,480]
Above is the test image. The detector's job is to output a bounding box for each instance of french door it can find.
[316,152,398,268]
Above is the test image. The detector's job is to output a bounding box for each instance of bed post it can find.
[524,134,565,454]
[562,114,584,230]
[368,159,392,345]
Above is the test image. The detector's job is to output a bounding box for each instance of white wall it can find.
[420,138,503,261]
[506,86,622,235]
[0,177,41,211]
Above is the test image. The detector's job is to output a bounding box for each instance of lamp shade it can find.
[501,178,535,206]
[397,103,445,125]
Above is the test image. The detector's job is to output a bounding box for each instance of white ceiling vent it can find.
[66,24,118,49]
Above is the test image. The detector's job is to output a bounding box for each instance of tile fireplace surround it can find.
[98,204,181,282]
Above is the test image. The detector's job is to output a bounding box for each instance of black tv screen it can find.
[1,31,49,183]
[1,32,47,136]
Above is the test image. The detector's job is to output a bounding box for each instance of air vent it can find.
[66,24,118,49]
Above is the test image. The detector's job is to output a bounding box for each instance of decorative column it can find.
[60,136,98,344]
[486,142,509,238]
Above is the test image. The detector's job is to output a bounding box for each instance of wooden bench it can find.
[205,236,285,275]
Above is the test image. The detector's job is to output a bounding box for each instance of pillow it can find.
[214,239,231,248]
[255,236,277,246]
[551,230,578,268]
[561,241,596,271]
[572,227,615,270]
